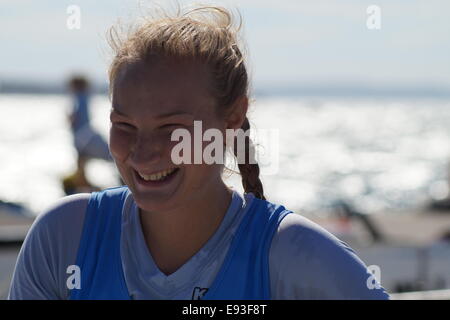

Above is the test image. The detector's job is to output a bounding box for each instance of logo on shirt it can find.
[191,287,209,300]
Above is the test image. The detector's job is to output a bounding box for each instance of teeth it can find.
[138,168,176,181]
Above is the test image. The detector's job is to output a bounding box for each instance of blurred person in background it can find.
[63,75,112,195]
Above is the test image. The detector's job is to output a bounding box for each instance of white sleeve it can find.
[7,194,89,300]
[269,213,390,300]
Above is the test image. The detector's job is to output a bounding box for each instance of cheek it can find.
[187,163,223,191]
[109,127,134,162]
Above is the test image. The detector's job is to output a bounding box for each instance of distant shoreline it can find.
[1,81,450,98]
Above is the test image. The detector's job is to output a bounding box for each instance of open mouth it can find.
[134,167,180,187]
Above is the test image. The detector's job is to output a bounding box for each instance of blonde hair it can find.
[107,4,265,200]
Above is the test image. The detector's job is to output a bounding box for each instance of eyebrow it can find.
[110,107,194,120]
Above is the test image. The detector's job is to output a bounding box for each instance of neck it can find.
[138,181,233,276]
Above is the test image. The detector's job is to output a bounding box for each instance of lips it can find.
[133,167,180,189]
[137,167,178,181]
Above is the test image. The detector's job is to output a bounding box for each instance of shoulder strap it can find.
[69,186,131,300]
[203,196,291,300]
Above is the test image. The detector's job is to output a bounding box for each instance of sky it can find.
[1,0,450,91]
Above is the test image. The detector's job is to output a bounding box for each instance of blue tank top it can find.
[69,186,292,300]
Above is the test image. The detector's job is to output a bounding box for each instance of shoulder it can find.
[19,193,91,251]
[271,212,350,254]
[33,193,90,229]
[269,212,390,299]
[8,193,91,300]
[27,193,91,264]
[269,213,354,276]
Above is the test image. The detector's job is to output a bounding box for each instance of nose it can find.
[129,132,164,170]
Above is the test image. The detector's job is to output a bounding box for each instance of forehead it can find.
[112,58,216,117]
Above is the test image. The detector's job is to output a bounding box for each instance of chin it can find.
[136,192,187,214]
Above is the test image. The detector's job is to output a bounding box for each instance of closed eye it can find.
[160,123,185,129]
[112,121,136,130]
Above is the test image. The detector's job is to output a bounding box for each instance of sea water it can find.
[1,93,450,217]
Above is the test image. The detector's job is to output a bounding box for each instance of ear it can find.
[226,96,248,130]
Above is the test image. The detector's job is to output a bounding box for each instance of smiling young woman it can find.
[109,57,237,276]
[8,4,390,300]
